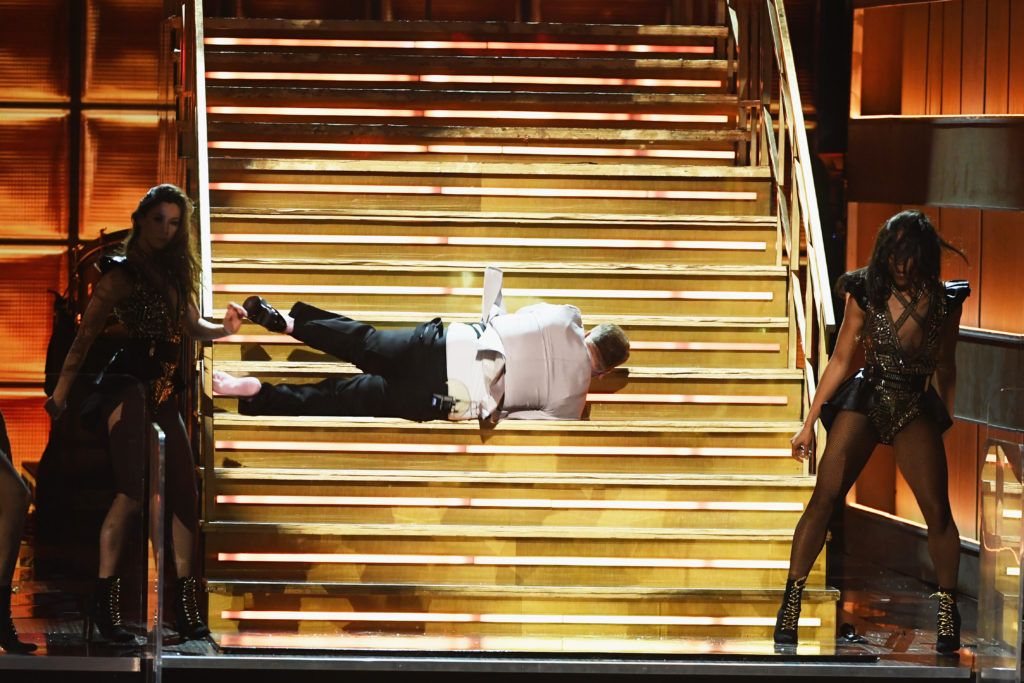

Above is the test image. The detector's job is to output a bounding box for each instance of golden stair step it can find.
[214,313,789,369]
[210,415,805,476]
[204,18,730,42]
[204,521,823,588]
[211,261,787,318]
[208,582,837,641]
[209,469,814,528]
[212,365,802,421]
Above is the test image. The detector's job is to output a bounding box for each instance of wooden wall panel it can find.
[83,0,165,104]
[926,5,945,114]
[1010,2,1024,114]
[985,0,1011,114]
[980,210,1024,334]
[960,0,987,114]
[858,6,903,115]
[940,0,962,114]
[0,250,66,384]
[901,3,930,114]
[938,207,981,327]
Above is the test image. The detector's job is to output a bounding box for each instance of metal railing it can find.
[727,0,835,464]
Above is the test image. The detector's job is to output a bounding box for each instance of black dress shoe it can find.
[242,296,287,333]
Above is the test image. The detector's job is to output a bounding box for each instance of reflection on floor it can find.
[0,553,1014,678]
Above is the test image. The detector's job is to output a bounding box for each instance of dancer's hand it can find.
[44,396,66,421]
[222,302,247,335]
[790,423,815,461]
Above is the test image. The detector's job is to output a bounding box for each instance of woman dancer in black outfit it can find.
[773,210,969,653]
[48,185,244,642]
[0,411,35,653]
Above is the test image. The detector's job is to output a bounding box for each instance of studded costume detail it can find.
[819,276,970,444]
[111,264,183,410]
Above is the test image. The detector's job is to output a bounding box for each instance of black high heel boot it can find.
[85,576,134,643]
[174,576,210,640]
[0,584,36,653]
[773,576,807,645]
[933,588,961,654]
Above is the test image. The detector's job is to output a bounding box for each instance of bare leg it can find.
[892,417,959,588]
[98,386,146,578]
[0,456,30,584]
[154,401,199,579]
[786,410,879,578]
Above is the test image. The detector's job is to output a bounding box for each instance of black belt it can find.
[864,366,930,392]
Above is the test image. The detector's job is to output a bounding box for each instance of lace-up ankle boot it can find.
[0,584,36,653]
[174,576,210,640]
[86,576,134,643]
[933,588,961,654]
[773,576,807,645]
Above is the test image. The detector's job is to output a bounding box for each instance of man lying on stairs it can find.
[213,268,630,424]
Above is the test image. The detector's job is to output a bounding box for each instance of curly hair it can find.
[838,210,966,306]
[122,184,201,309]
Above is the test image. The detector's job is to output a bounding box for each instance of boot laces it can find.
[931,590,957,637]
[108,577,124,627]
[779,577,806,631]
[178,577,203,627]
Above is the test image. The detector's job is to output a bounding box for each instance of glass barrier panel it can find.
[978,387,1024,682]
[1,374,167,675]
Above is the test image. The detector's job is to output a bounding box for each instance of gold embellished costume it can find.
[820,276,970,444]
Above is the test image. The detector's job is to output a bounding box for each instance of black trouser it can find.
[239,302,449,421]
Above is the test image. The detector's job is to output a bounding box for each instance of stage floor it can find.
[0,555,1012,680]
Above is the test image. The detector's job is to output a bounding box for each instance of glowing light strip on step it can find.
[205,37,715,55]
[209,140,736,160]
[214,441,792,458]
[209,182,755,201]
[1004,510,1023,519]
[206,72,723,89]
[587,393,787,405]
[0,388,47,399]
[213,284,774,301]
[207,106,730,124]
[211,233,761,250]
[220,610,820,627]
[1008,567,1020,577]
[216,552,789,569]
[215,495,804,512]
[215,632,822,654]
[219,335,780,352]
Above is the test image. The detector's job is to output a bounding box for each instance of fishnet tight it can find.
[787,410,960,588]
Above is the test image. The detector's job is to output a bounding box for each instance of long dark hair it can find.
[122,184,201,309]
[838,210,966,306]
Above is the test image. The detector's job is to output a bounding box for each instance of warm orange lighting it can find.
[588,393,787,405]
[209,140,735,160]
[218,335,778,353]
[209,181,755,202]
[216,632,823,654]
[211,233,761,251]
[630,341,780,352]
[216,552,789,569]
[205,36,715,55]
[220,609,819,627]
[213,284,774,302]
[0,388,48,399]
[213,441,791,458]
[215,494,803,512]
[207,105,730,124]
[206,71,722,89]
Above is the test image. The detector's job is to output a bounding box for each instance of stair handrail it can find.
[180,0,213,316]
[726,0,835,446]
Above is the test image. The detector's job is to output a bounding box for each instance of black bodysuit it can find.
[820,276,970,444]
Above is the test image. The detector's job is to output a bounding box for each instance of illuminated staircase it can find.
[194,13,838,653]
